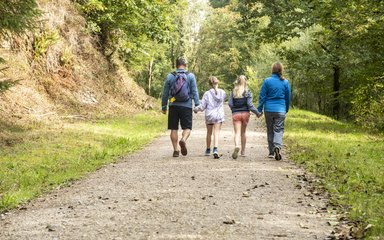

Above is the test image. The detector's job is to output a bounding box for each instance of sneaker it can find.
[213,149,220,159]
[232,147,240,159]
[274,147,282,161]
[268,154,274,159]
[205,148,211,156]
[241,150,246,157]
[179,140,188,156]
[173,151,180,157]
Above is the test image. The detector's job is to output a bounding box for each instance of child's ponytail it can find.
[208,76,219,95]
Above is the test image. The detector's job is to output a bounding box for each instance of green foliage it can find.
[76,0,176,62]
[33,30,60,58]
[0,79,19,93]
[0,0,39,36]
[351,77,384,131]
[193,6,263,93]
[0,0,39,93]
[209,0,230,9]
[0,112,166,211]
[76,0,192,97]
[229,0,384,126]
[59,47,74,67]
[286,109,384,238]
[194,7,242,90]
[0,61,19,93]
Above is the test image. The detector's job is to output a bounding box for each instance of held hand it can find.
[162,110,167,115]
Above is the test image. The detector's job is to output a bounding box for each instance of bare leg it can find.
[170,130,178,151]
[232,121,242,159]
[233,121,242,148]
[241,124,247,155]
[181,129,191,142]
[206,124,213,149]
[179,128,191,156]
[213,123,222,148]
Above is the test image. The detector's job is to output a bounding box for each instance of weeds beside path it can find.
[286,109,384,239]
[0,112,166,211]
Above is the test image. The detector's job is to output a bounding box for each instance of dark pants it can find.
[265,112,286,154]
[168,106,193,130]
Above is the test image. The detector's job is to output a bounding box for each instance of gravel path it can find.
[0,107,333,239]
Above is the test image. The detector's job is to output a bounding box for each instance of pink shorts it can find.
[232,112,250,125]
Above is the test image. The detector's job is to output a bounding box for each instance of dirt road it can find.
[0,107,333,239]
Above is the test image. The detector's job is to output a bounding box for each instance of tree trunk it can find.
[332,65,341,118]
[148,59,154,96]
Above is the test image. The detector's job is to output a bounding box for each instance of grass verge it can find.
[285,109,383,239]
[0,112,166,211]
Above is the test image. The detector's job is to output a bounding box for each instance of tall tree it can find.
[236,0,384,119]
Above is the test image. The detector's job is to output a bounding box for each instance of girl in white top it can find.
[194,76,226,159]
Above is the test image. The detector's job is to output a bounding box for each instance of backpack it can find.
[170,71,190,102]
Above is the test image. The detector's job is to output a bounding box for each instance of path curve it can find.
[0,106,332,239]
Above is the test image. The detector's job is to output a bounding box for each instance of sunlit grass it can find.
[0,112,166,211]
[286,109,384,239]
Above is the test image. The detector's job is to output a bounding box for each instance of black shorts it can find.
[168,106,192,130]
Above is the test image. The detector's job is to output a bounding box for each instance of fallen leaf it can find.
[327,221,339,226]
[364,224,373,231]
[223,219,236,225]
[46,224,56,232]
[299,223,309,229]
[274,234,288,237]
[242,192,250,197]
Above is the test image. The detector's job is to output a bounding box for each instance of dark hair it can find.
[272,62,285,80]
[176,57,187,68]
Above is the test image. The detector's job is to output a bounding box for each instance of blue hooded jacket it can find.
[257,73,291,113]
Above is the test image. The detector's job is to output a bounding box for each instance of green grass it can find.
[285,109,384,239]
[0,112,166,211]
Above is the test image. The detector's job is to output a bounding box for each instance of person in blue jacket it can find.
[161,57,200,157]
[257,62,291,160]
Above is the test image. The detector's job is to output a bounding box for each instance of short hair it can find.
[176,57,187,68]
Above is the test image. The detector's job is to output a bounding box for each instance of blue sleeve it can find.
[228,91,233,109]
[257,80,267,113]
[247,92,259,115]
[161,75,171,111]
[189,73,200,106]
[285,80,291,113]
